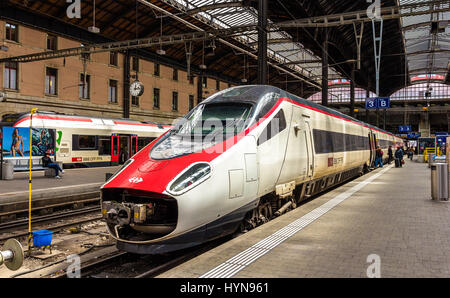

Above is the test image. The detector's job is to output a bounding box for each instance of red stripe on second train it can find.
[113,121,172,128]
[14,115,93,127]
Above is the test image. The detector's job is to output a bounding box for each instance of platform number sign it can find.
[378,97,390,109]
[365,98,377,109]
[365,97,390,109]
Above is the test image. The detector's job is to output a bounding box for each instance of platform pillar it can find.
[365,87,370,123]
[419,112,430,137]
[123,51,130,119]
[257,0,267,85]
[321,28,328,107]
[197,74,203,104]
[350,67,355,117]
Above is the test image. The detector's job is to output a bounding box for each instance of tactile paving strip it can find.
[199,166,392,278]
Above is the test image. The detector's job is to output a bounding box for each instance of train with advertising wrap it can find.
[2,112,169,167]
[100,85,403,254]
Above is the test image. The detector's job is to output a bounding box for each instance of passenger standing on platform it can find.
[120,147,129,164]
[375,147,383,168]
[42,152,64,178]
[407,147,414,161]
[395,147,404,168]
[388,146,393,164]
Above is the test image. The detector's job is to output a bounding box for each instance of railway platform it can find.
[0,166,118,215]
[158,159,450,278]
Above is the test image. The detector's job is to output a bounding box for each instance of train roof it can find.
[204,85,397,138]
[4,111,171,128]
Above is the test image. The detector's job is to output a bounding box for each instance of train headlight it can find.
[167,163,211,195]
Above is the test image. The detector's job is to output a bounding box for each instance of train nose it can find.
[101,188,178,241]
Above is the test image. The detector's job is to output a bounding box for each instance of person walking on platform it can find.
[388,145,393,164]
[395,147,404,168]
[375,147,383,168]
[42,152,64,178]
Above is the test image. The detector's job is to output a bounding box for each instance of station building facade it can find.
[0,20,233,123]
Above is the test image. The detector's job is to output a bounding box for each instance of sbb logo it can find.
[129,177,143,184]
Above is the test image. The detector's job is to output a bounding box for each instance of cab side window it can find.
[257,109,287,145]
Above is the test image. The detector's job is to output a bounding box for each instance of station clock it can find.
[130,80,144,97]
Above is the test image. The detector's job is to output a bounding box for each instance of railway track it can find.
[0,205,102,241]
[51,236,232,278]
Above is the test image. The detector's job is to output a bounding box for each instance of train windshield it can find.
[175,103,253,136]
[150,102,253,160]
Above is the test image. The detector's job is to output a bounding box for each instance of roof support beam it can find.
[149,0,321,89]
[0,27,255,63]
[184,1,246,15]
[274,0,450,28]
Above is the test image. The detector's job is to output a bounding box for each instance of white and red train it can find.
[101,85,403,254]
[6,112,169,167]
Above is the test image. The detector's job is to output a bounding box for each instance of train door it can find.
[368,131,376,166]
[256,109,289,196]
[119,135,130,164]
[130,135,138,157]
[111,134,119,165]
[277,106,308,183]
[302,115,314,179]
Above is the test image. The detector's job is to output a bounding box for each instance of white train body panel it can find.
[11,113,168,165]
[100,86,403,254]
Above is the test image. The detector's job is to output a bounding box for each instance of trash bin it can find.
[431,163,449,201]
[1,162,14,180]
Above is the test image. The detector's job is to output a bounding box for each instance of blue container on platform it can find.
[32,230,53,247]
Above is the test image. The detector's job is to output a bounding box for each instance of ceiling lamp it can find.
[205,40,216,57]
[88,0,100,33]
[199,41,207,69]
[157,14,165,55]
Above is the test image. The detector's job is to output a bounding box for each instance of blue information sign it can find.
[436,136,447,143]
[365,98,377,109]
[378,97,390,109]
[365,97,390,109]
[407,132,421,139]
[399,125,412,132]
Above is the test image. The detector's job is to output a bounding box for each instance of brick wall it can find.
[0,20,235,123]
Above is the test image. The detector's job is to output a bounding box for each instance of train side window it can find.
[98,136,111,155]
[257,109,287,146]
[72,135,97,150]
[138,137,155,150]
[314,129,370,153]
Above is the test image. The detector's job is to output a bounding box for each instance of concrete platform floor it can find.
[158,159,450,278]
[0,166,119,196]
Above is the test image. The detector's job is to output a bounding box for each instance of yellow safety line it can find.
[28,108,37,252]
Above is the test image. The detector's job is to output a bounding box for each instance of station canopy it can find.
[2,0,449,98]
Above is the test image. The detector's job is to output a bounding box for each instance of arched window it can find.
[389,82,450,100]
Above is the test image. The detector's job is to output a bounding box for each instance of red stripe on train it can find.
[103,96,398,193]
[14,115,92,126]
